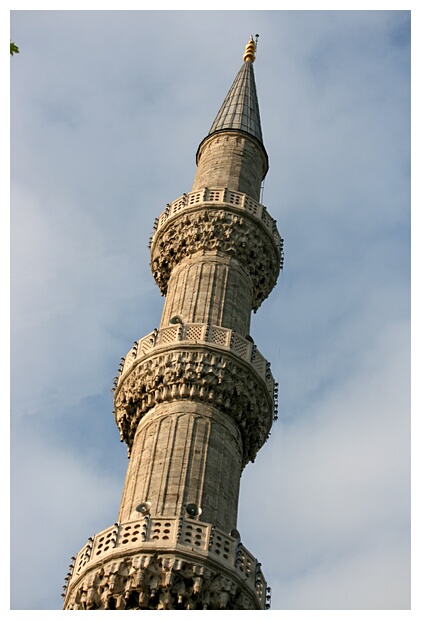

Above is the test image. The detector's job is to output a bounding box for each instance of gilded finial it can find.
[243,34,259,63]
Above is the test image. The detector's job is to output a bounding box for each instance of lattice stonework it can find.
[184,325,205,341]
[231,334,251,359]
[209,325,230,346]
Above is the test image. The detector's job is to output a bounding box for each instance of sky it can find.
[8,6,413,614]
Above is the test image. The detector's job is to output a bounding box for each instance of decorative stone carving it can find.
[64,551,266,610]
[114,347,273,466]
[150,207,280,310]
[114,323,275,398]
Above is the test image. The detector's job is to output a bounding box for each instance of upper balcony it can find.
[149,189,284,311]
[150,187,283,258]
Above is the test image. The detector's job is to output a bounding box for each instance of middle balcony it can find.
[113,323,277,467]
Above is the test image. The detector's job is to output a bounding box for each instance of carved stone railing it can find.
[151,187,282,253]
[115,322,275,395]
[63,516,270,610]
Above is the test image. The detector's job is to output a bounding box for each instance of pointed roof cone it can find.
[207,36,264,146]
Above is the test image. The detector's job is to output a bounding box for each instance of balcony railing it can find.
[65,516,267,606]
[115,322,275,398]
[151,187,283,256]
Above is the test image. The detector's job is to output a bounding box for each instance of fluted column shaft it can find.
[160,253,253,336]
[118,401,243,532]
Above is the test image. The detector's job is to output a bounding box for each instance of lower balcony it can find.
[62,516,270,610]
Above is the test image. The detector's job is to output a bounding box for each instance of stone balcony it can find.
[63,516,270,610]
[150,186,284,258]
[112,323,278,465]
[115,322,276,398]
[149,189,283,311]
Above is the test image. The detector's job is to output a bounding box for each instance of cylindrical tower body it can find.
[192,131,268,201]
[117,400,243,532]
[160,254,253,336]
[63,37,283,611]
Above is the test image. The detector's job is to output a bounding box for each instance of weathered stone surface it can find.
[150,206,280,311]
[160,253,254,336]
[193,132,268,201]
[114,345,273,468]
[115,322,274,389]
[65,552,260,610]
[117,402,243,529]
[63,517,268,610]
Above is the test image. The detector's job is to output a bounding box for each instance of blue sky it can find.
[9,7,411,613]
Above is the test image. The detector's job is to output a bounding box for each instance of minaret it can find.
[63,36,283,611]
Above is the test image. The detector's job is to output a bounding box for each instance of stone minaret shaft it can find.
[63,37,283,611]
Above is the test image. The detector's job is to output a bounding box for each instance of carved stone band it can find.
[150,206,281,311]
[63,516,268,610]
[115,322,274,391]
[114,344,273,467]
[152,187,280,244]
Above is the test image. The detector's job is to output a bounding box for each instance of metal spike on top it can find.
[243,34,259,63]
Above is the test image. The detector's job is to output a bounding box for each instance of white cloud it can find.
[239,318,410,609]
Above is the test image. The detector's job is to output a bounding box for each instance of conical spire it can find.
[207,36,264,145]
[193,35,268,200]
